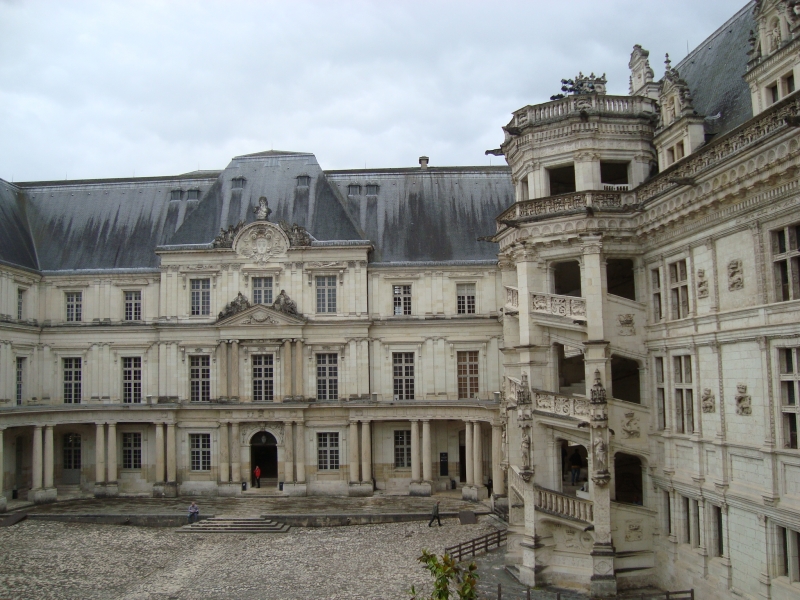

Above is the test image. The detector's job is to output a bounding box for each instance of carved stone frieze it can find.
[530,292,587,320]
[735,383,752,416]
[728,259,744,291]
[236,223,289,265]
[701,388,716,413]
[696,268,709,298]
[617,314,635,336]
[621,412,640,438]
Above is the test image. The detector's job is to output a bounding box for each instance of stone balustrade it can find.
[512,95,656,128]
[535,485,594,523]
[505,286,519,309]
[602,183,629,191]
[531,388,591,421]
[497,190,624,222]
[530,292,587,321]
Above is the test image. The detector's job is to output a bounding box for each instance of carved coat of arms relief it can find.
[235,224,289,265]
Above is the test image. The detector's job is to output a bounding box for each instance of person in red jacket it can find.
[254,465,261,488]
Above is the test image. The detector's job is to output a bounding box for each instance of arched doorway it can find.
[62,433,82,485]
[250,431,278,486]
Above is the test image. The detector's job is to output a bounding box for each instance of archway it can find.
[250,431,278,486]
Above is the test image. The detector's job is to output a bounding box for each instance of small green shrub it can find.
[409,550,479,600]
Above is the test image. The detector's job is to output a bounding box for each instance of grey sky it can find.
[0,0,746,181]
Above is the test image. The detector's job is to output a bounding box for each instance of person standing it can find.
[188,501,200,524]
[428,500,442,527]
[254,465,261,488]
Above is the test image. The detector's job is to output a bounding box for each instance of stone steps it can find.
[179,517,290,534]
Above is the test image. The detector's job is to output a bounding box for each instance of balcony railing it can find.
[497,190,624,223]
[512,94,657,128]
[602,183,629,191]
[530,292,586,321]
[531,388,590,421]
[535,485,594,523]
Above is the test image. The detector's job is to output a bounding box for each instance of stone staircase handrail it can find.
[534,485,594,523]
[530,292,587,321]
[530,388,591,421]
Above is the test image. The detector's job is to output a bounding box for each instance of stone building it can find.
[1,0,800,597]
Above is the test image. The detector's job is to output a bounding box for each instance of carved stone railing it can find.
[505,286,519,309]
[530,292,587,321]
[602,183,629,191]
[535,485,593,523]
[531,389,590,421]
[512,95,656,128]
[497,190,623,223]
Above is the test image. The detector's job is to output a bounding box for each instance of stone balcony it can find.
[510,94,657,129]
[535,485,594,524]
[496,190,630,224]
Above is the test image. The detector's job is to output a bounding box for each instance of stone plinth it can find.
[216,483,241,497]
[152,483,165,498]
[348,483,373,497]
[33,488,57,504]
[461,485,488,501]
[163,482,178,498]
[409,481,432,497]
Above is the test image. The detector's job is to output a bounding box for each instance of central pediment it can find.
[233,221,290,264]
[217,304,305,327]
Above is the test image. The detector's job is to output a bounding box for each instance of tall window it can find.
[252,277,273,305]
[394,430,412,468]
[651,268,663,321]
[122,357,142,404]
[777,525,800,582]
[317,432,339,470]
[393,352,415,400]
[252,354,274,402]
[457,283,476,314]
[191,279,210,316]
[674,356,693,434]
[712,505,725,558]
[66,292,82,322]
[682,495,691,544]
[63,357,82,404]
[124,291,142,321]
[63,434,81,470]
[669,260,690,319]
[122,433,142,469]
[190,356,210,402]
[664,491,672,536]
[655,357,666,430]
[15,357,24,405]
[316,276,337,313]
[189,433,211,471]
[393,285,412,315]
[17,288,24,320]
[780,347,800,449]
[316,354,338,400]
[457,351,479,399]
[772,223,800,301]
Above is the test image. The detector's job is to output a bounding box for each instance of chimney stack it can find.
[419,156,429,170]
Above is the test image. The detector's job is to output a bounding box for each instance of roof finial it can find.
[664,53,672,70]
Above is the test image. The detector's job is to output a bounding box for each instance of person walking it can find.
[188,501,200,524]
[254,465,261,488]
[428,500,442,527]
[569,451,583,486]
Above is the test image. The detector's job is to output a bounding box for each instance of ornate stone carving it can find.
[218,292,250,320]
[735,383,752,416]
[253,196,272,221]
[212,221,245,248]
[625,520,643,542]
[520,430,531,470]
[237,223,288,265]
[241,312,280,325]
[728,259,744,291]
[279,221,313,247]
[617,314,635,336]
[696,268,709,298]
[621,412,640,438]
[593,439,608,471]
[271,289,299,316]
[701,388,716,413]
[530,292,586,320]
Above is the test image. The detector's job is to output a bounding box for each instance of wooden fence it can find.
[444,529,507,562]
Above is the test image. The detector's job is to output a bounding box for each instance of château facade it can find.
[2,1,800,597]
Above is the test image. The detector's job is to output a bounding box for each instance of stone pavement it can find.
[473,549,588,600]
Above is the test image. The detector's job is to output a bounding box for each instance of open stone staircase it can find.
[179,516,290,534]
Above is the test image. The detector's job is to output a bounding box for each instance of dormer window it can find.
[187,189,200,200]
[365,184,379,196]
[297,176,310,187]
[231,177,245,189]
[348,184,361,196]
[169,190,181,201]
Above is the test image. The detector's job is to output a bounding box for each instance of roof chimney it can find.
[419,156,429,170]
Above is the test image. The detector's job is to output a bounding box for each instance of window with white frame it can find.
[673,355,694,434]
[190,279,210,316]
[772,223,800,301]
[669,259,690,319]
[457,351,479,399]
[189,433,211,471]
[252,277,273,305]
[393,285,411,316]
[63,357,82,404]
[655,356,666,430]
[124,290,142,321]
[457,283,476,314]
[651,268,663,321]
[252,354,274,402]
[393,352,415,400]
[394,430,411,468]
[316,354,338,400]
[66,292,82,322]
[316,276,337,313]
[317,432,339,470]
[122,357,142,404]
[122,432,142,469]
[16,357,24,405]
[777,524,800,582]
[17,288,24,320]
[780,347,800,449]
[190,355,210,402]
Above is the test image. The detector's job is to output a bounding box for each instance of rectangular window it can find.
[190,279,211,316]
[769,83,780,104]
[669,259,690,319]
[66,292,82,322]
[316,354,338,400]
[252,354,274,402]
[122,357,142,404]
[17,288,24,320]
[297,175,310,187]
[170,189,181,201]
[781,347,800,449]
[777,525,800,581]
[190,355,210,402]
[16,357,24,405]
[393,352,415,400]
[691,499,700,548]
[122,432,142,469]
[682,496,691,544]
[231,177,245,189]
[651,268,663,321]
[457,351,479,399]
[317,432,339,470]
[348,184,361,196]
[655,356,666,430]
[365,184,379,195]
[252,277,273,305]
[772,224,800,301]
[187,189,200,200]
[673,355,694,434]
[393,285,412,316]
[714,505,725,557]
[665,491,673,536]
[63,357,82,404]
[316,276,337,313]
[457,283,476,314]
[189,433,211,471]
[394,430,412,468]
[124,290,142,321]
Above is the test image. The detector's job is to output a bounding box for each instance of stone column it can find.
[155,423,165,484]
[229,340,240,399]
[361,420,372,483]
[465,422,474,486]
[474,422,484,487]
[283,340,293,398]
[410,420,420,482]
[492,424,504,496]
[217,341,228,400]
[284,421,294,483]
[44,425,54,493]
[349,421,360,483]
[107,423,117,485]
[581,237,609,387]
[295,421,306,484]
[231,422,241,486]
[0,428,5,512]
[95,423,105,486]
[422,420,432,482]
[166,423,177,497]
[32,426,43,491]
[294,339,304,399]
[219,422,229,484]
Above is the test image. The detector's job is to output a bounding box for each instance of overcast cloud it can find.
[0,0,745,181]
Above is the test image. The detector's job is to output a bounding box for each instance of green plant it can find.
[409,550,479,600]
